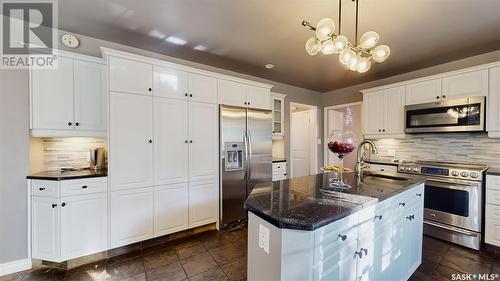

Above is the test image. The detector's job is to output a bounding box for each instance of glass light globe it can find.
[339,47,355,65]
[332,35,348,53]
[316,18,335,41]
[372,45,390,62]
[305,37,321,56]
[359,31,379,49]
[321,39,335,55]
[357,57,371,73]
[347,54,360,71]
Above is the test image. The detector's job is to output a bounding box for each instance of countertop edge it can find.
[27,174,108,181]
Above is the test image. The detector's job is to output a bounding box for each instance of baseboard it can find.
[0,258,32,277]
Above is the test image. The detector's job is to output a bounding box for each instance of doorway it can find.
[290,103,318,178]
[323,102,362,170]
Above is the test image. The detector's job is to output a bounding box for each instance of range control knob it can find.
[460,171,469,177]
[399,166,406,172]
[406,167,412,172]
[470,172,479,178]
[451,171,460,177]
[412,167,420,173]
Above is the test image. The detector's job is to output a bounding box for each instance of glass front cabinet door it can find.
[271,93,286,139]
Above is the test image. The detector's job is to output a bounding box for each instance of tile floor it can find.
[1,226,499,281]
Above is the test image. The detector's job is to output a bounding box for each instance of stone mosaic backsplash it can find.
[371,133,500,167]
[33,137,107,171]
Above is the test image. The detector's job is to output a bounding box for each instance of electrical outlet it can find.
[258,224,270,254]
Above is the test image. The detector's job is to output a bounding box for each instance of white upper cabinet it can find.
[109,56,152,96]
[32,56,74,130]
[154,98,189,185]
[188,102,218,182]
[218,79,271,109]
[188,73,218,104]
[405,79,442,105]
[488,67,500,137]
[73,60,107,131]
[109,92,153,191]
[218,79,247,107]
[442,69,488,99]
[363,86,405,138]
[153,65,188,100]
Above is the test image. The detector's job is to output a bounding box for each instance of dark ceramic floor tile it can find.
[430,265,458,281]
[175,241,207,260]
[66,260,108,275]
[440,246,493,273]
[409,270,430,281]
[145,261,186,281]
[21,268,66,281]
[422,236,450,264]
[220,256,246,281]
[121,272,146,281]
[188,267,229,281]
[0,271,27,281]
[105,257,145,281]
[180,252,217,277]
[417,258,439,276]
[198,232,232,250]
[63,269,106,281]
[106,249,142,266]
[143,247,179,272]
[208,244,245,265]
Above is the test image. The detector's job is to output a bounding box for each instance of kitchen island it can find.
[244,171,425,281]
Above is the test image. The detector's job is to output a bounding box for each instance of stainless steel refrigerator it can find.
[220,105,272,228]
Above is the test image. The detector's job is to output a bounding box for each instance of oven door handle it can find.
[424,220,479,237]
[426,180,478,191]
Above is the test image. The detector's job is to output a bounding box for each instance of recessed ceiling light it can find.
[194,45,208,51]
[148,29,166,39]
[165,36,187,45]
[265,64,274,69]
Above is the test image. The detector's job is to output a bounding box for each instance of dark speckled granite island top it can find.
[244,171,425,231]
[27,169,107,181]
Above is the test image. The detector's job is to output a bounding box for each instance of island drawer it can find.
[31,180,59,197]
[60,178,108,197]
[358,201,394,236]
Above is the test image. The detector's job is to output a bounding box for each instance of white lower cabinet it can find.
[189,180,218,228]
[154,183,189,237]
[485,175,500,247]
[31,178,108,262]
[110,186,154,248]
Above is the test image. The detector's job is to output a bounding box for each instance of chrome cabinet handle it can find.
[243,131,249,179]
[399,202,406,207]
[248,131,253,180]
[361,248,368,256]
[338,234,347,241]
[39,187,45,191]
[374,215,383,221]
[51,203,57,208]
[355,250,363,259]
[82,185,88,189]
[406,214,415,220]
[416,193,422,197]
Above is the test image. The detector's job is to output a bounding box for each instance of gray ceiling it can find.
[58,0,500,92]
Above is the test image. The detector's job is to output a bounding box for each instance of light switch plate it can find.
[259,224,270,254]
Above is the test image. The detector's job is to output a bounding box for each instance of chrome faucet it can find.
[356,140,379,176]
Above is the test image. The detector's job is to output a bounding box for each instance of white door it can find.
[154,98,189,185]
[73,60,107,131]
[154,183,189,237]
[110,187,154,248]
[488,67,500,133]
[108,56,152,96]
[32,196,60,261]
[31,56,74,130]
[188,73,217,104]
[405,79,442,105]
[109,92,153,190]
[218,79,247,107]
[315,239,358,281]
[246,85,270,110]
[291,110,311,177]
[442,69,488,100]
[153,65,188,100]
[383,87,406,135]
[404,206,424,277]
[362,92,384,135]
[357,231,388,281]
[188,102,218,182]
[60,193,107,260]
[189,180,217,227]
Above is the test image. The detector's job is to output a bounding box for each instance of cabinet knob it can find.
[75,122,79,126]
[148,88,152,92]
[82,185,88,189]
[442,94,446,99]
[61,202,66,207]
[39,187,45,191]
[248,102,250,105]
[382,129,385,132]
[374,215,383,221]
[338,234,347,241]
[361,248,368,256]
[436,96,440,99]
[185,93,188,97]
[189,140,193,143]
[406,215,415,221]
[189,94,193,97]
[416,193,422,197]
[185,140,188,143]
[399,202,406,207]
[149,139,153,143]
[68,122,72,126]
[244,102,247,105]
[378,129,381,132]
[51,203,57,208]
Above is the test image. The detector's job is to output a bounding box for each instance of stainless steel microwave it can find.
[404,96,485,133]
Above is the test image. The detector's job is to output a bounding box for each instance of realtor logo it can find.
[0,0,58,69]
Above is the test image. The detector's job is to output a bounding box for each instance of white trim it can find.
[289,102,318,177]
[323,102,363,166]
[57,49,105,64]
[30,129,107,138]
[0,258,32,277]
[361,60,500,94]
[270,92,287,99]
[100,47,273,90]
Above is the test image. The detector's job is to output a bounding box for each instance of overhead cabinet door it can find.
[405,79,442,105]
[363,91,384,135]
[154,97,189,185]
[188,73,218,103]
[383,87,406,135]
[109,56,152,96]
[153,65,188,100]
[246,85,270,110]
[109,92,153,190]
[218,79,247,107]
[31,56,74,130]
[442,69,488,99]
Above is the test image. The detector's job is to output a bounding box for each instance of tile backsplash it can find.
[371,133,500,167]
[30,137,107,172]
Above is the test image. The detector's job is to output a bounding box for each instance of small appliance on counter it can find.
[90,148,107,170]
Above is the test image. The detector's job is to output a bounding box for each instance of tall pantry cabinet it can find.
[106,53,218,248]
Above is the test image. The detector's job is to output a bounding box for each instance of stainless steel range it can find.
[397,161,488,250]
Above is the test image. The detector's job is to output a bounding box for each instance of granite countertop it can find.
[27,169,108,181]
[272,158,287,163]
[486,167,500,176]
[244,171,425,231]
